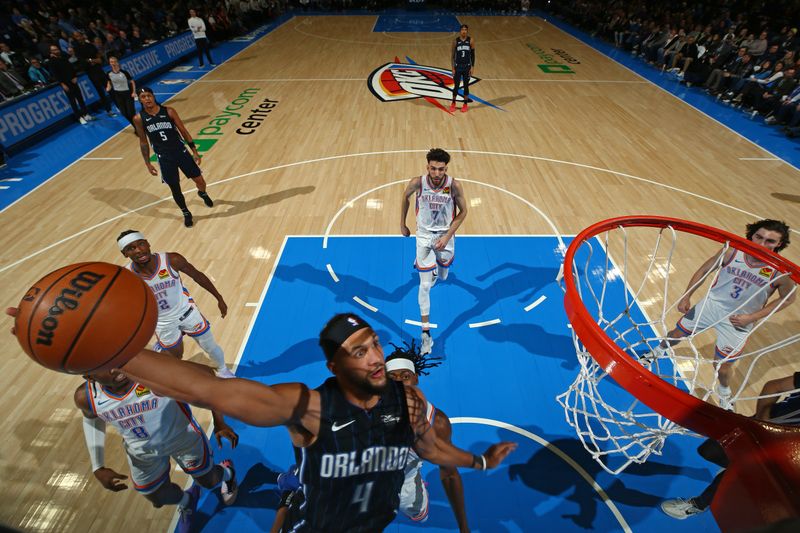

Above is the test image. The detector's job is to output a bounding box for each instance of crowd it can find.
[546,0,800,137]
[0,0,285,104]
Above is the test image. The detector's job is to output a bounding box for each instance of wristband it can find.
[473,453,487,470]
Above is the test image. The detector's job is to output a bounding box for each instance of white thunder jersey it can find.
[85,380,195,455]
[708,249,777,315]
[129,252,192,324]
[416,175,455,234]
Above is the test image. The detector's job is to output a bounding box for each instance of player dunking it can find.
[133,86,214,228]
[114,313,516,531]
[386,342,471,531]
[450,24,475,113]
[75,367,238,533]
[649,219,796,409]
[117,230,235,378]
[401,148,468,355]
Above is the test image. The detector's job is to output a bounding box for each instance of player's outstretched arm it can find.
[121,350,319,429]
[168,252,228,317]
[435,408,471,532]
[406,386,517,469]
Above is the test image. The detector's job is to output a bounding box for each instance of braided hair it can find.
[385,340,443,376]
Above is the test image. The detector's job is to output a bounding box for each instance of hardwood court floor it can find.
[1,15,798,532]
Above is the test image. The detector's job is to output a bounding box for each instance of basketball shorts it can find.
[126,419,213,494]
[415,231,454,271]
[156,148,201,186]
[676,298,751,359]
[399,464,429,522]
[155,305,211,350]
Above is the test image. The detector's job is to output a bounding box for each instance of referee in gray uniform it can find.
[106,56,137,126]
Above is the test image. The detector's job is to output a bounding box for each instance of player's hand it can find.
[401,225,411,237]
[5,307,18,335]
[482,441,518,469]
[146,162,158,176]
[729,313,754,327]
[193,153,202,165]
[434,235,450,250]
[94,467,129,491]
[677,296,691,314]
[218,299,228,318]
[214,424,239,448]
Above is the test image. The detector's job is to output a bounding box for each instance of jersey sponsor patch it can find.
[381,414,400,426]
[759,267,774,278]
[135,384,150,397]
[443,187,450,194]
[158,269,169,279]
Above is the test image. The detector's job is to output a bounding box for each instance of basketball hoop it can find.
[557,216,800,531]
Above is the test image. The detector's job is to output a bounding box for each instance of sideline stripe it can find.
[451,417,631,532]
[404,319,439,329]
[326,263,339,282]
[469,318,501,328]
[524,295,547,312]
[353,296,378,312]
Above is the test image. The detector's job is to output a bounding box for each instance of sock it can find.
[718,385,732,397]
[195,331,226,369]
[178,490,191,509]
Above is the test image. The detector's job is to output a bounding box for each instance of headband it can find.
[319,314,371,360]
[385,358,415,374]
[117,232,146,251]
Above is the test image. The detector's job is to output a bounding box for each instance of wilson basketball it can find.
[14,262,158,374]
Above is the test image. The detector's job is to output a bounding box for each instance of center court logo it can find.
[368,56,501,113]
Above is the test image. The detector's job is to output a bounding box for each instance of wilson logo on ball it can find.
[36,271,106,347]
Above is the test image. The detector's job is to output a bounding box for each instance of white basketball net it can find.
[557,224,799,474]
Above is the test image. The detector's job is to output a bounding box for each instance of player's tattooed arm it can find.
[133,114,158,175]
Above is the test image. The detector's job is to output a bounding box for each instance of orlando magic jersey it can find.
[293,378,414,532]
[708,249,777,315]
[416,175,455,234]
[129,252,192,324]
[454,36,472,69]
[141,106,184,154]
[85,380,198,455]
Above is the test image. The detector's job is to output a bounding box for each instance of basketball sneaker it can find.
[660,498,705,519]
[182,209,194,228]
[216,366,236,379]
[177,484,200,533]
[220,459,238,505]
[421,331,433,355]
[449,102,456,112]
[198,190,214,207]
[461,103,468,113]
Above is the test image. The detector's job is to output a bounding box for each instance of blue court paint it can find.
[536,11,800,169]
[0,15,293,212]
[374,14,462,33]
[190,236,718,532]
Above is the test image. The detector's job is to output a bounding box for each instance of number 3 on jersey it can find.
[351,481,374,513]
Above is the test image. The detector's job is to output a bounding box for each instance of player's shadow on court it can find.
[477,321,578,370]
[192,461,284,532]
[505,429,709,529]
[436,262,559,355]
[770,192,800,203]
[196,186,316,221]
[89,187,164,212]
[272,261,418,340]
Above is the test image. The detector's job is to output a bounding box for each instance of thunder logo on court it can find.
[367,56,501,113]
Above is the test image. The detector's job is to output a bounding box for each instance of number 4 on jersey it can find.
[352,481,374,513]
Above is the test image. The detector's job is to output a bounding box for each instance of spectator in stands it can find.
[765,84,800,126]
[748,31,769,57]
[128,28,144,52]
[0,61,28,98]
[73,31,114,117]
[189,9,215,68]
[27,57,52,86]
[46,44,91,125]
[104,32,125,59]
[747,67,797,117]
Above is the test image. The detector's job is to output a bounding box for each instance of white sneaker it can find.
[79,116,88,125]
[660,498,705,519]
[716,386,734,411]
[82,114,94,121]
[216,367,236,379]
[420,331,433,355]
